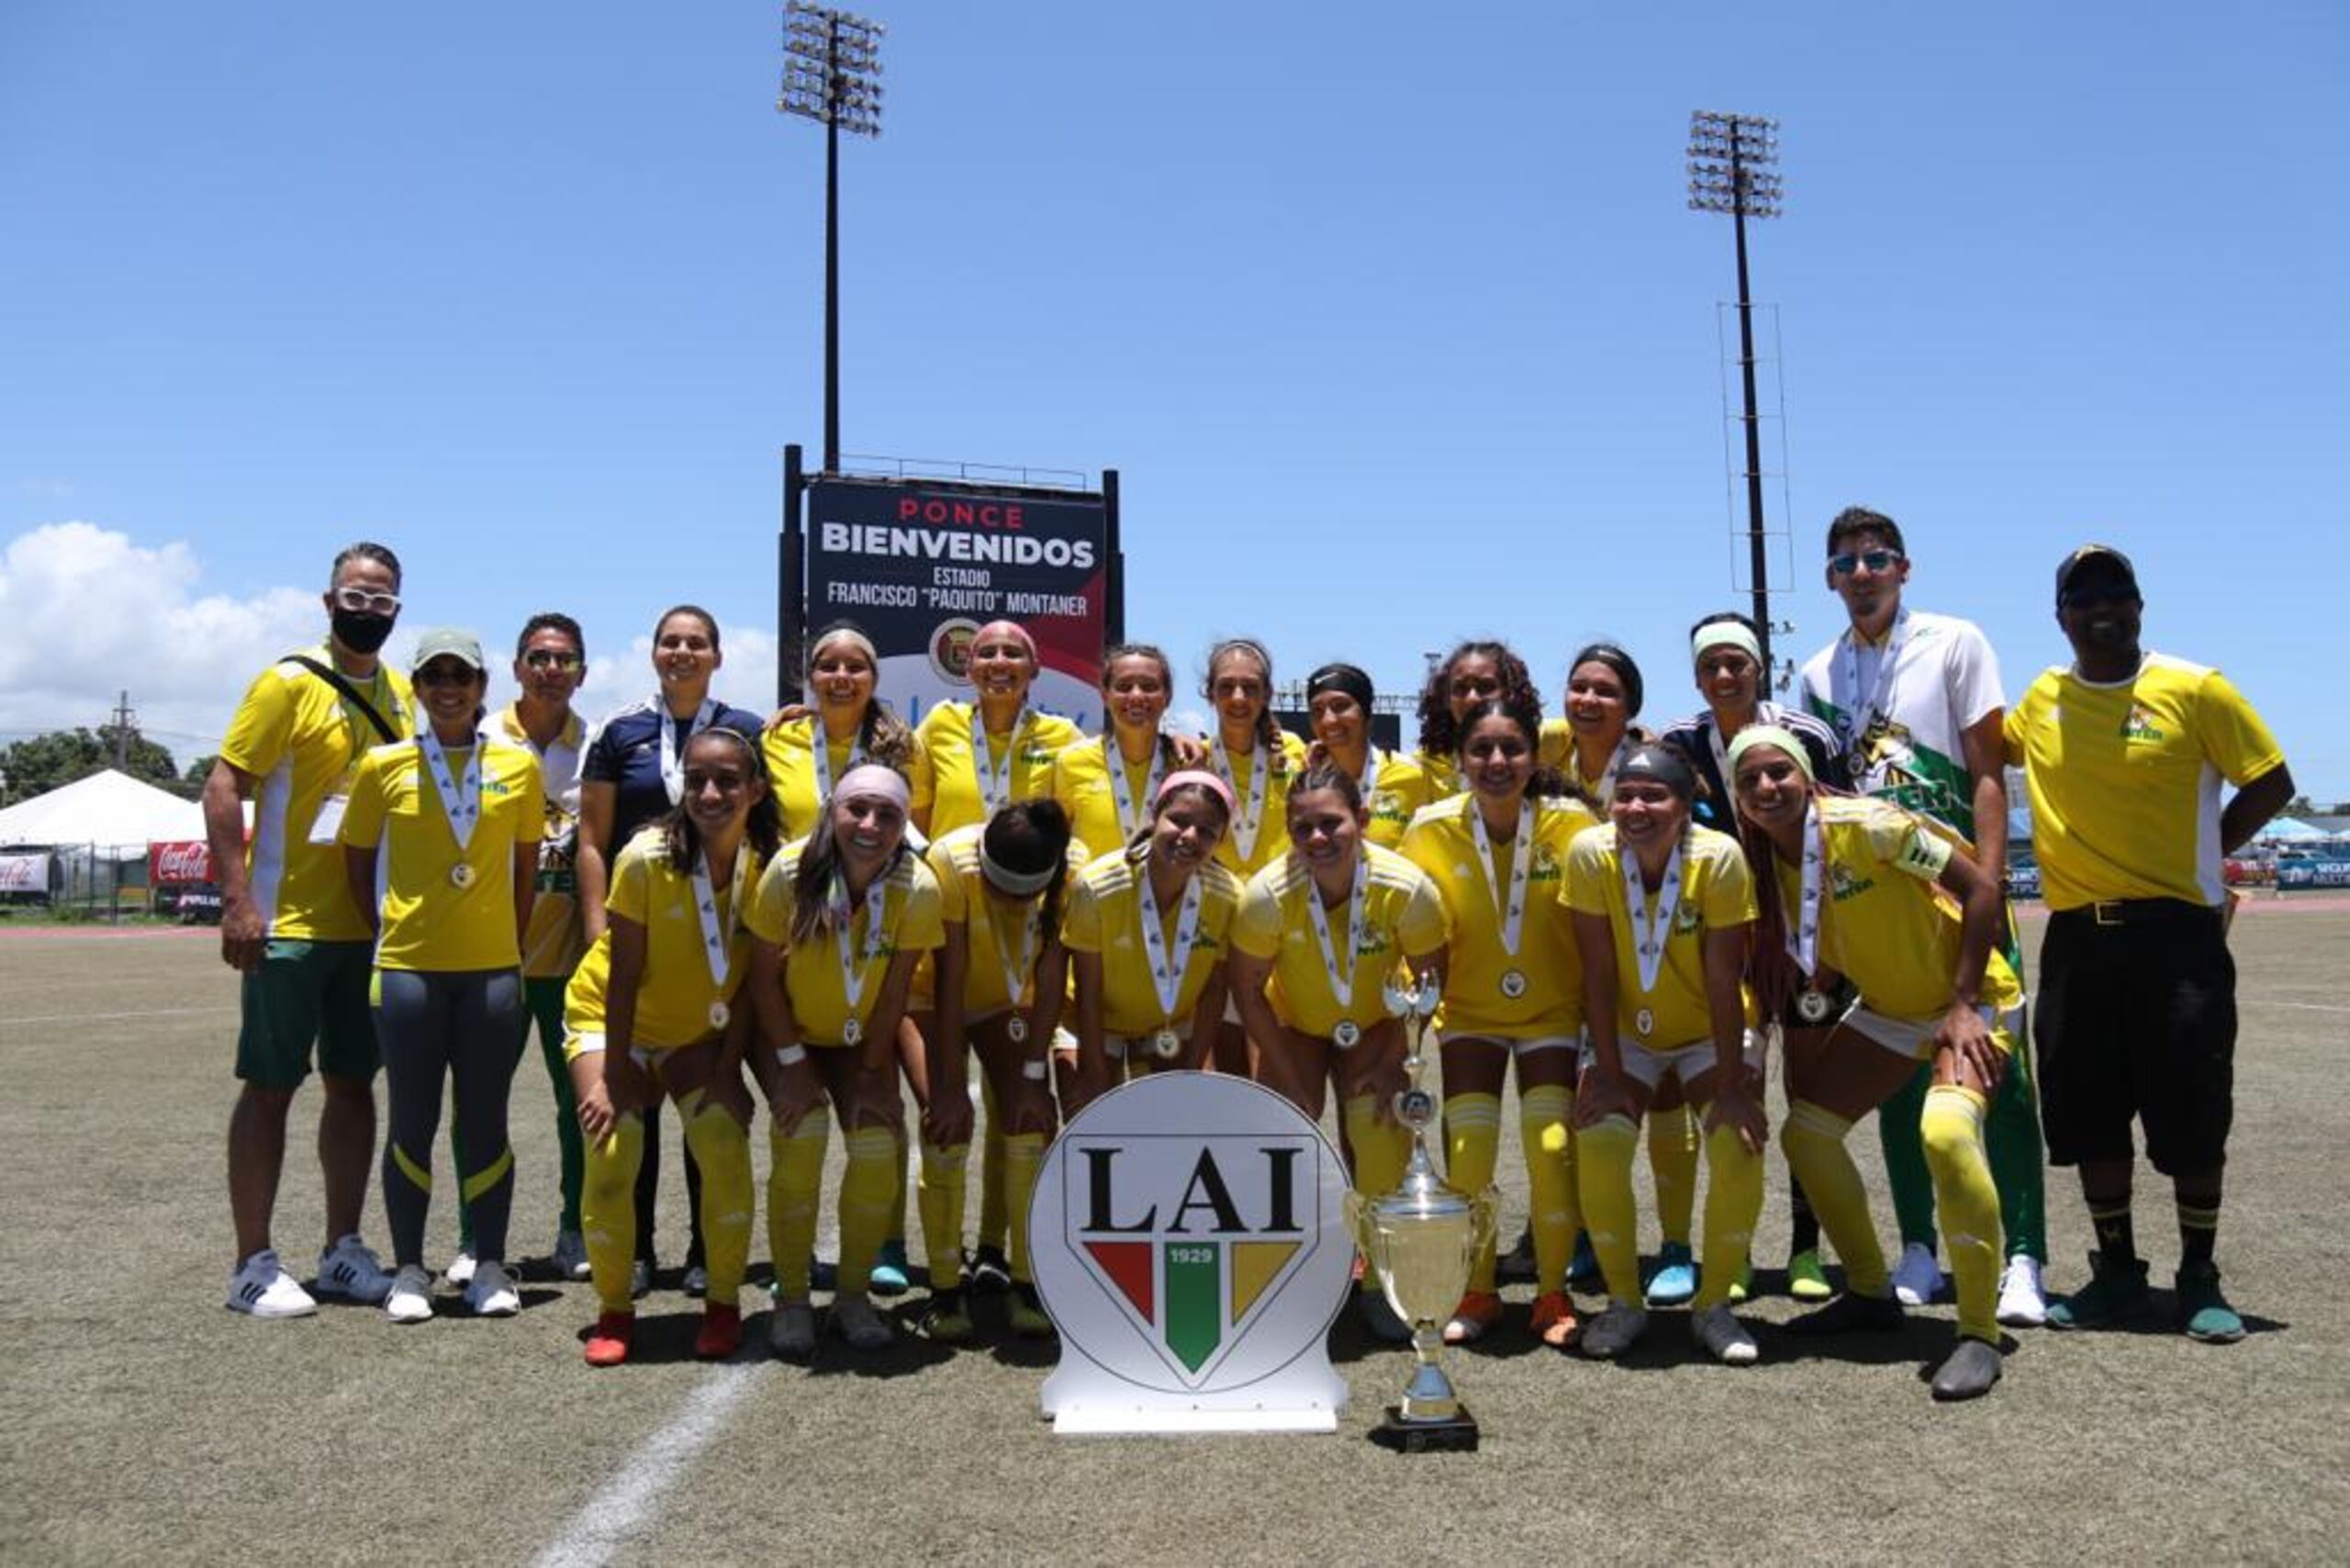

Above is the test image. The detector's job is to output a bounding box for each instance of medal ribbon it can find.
[1104,734,1169,840]
[1785,801,1827,982]
[1580,736,1635,811]
[987,889,1042,1014]
[1469,798,1532,958]
[419,729,484,855]
[1136,868,1204,1028]
[1833,606,1911,764]
[1621,833,1686,1000]
[973,704,1030,817]
[810,726,867,808]
[657,699,718,805]
[1303,853,1368,1019]
[1212,740,1273,862]
[830,869,894,1033]
[690,845,746,999]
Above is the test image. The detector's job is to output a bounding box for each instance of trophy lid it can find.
[1369,1137,1476,1223]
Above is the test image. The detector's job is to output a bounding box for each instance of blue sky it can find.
[3,2,2344,796]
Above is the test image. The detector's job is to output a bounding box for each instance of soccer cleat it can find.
[442,1249,477,1288]
[629,1258,652,1300]
[1691,1302,1758,1365]
[552,1229,591,1282]
[768,1300,817,1361]
[1930,1337,2004,1400]
[1891,1242,1945,1307]
[919,1290,974,1345]
[1997,1255,2049,1327]
[831,1292,894,1351]
[1644,1241,1696,1307]
[683,1264,709,1299]
[968,1245,1013,1295]
[1567,1229,1602,1289]
[1578,1302,1650,1359]
[464,1260,520,1317]
[695,1304,744,1361]
[1787,1248,1834,1302]
[1727,1259,1754,1305]
[867,1239,912,1297]
[225,1249,317,1319]
[1785,1291,1905,1337]
[1496,1225,1538,1285]
[1441,1291,1504,1346]
[384,1264,435,1325]
[584,1310,634,1367]
[316,1235,396,1305]
[2176,1261,2245,1344]
[1356,1289,1412,1345]
[1530,1291,1580,1350]
[1009,1283,1057,1340]
[2045,1251,2151,1331]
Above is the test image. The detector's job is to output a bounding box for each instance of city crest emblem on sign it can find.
[1031,1073,1352,1434]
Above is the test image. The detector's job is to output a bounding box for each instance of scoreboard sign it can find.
[802,476,1113,732]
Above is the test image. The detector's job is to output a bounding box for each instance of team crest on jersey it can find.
[2121,703,2165,743]
[1830,862,1877,902]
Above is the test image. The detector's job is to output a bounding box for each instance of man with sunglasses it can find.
[207,543,413,1317]
[1797,507,2051,1327]
[2004,545,2289,1341]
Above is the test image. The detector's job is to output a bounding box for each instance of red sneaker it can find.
[1442,1291,1505,1345]
[695,1303,743,1361]
[1531,1291,1580,1349]
[584,1310,634,1367]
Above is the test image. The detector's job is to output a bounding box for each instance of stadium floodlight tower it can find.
[1687,109,1784,677]
[779,0,886,476]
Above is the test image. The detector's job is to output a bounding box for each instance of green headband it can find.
[1725,723,1814,783]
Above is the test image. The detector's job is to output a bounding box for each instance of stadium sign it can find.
[1032,1072,1352,1435]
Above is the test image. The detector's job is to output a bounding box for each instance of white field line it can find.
[1,1005,240,1027]
[532,1362,768,1568]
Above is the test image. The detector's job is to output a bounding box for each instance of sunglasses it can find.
[331,587,402,616]
[522,649,583,671]
[1829,548,1903,577]
[414,665,480,688]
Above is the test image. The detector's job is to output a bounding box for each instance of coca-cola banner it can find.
[0,853,49,894]
[149,840,216,885]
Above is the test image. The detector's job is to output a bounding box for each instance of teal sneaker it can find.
[1567,1230,1601,1289]
[868,1238,912,1297]
[2176,1261,2245,1343]
[1645,1241,1696,1307]
[2045,1251,2151,1330]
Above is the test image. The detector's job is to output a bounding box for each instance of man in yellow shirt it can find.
[206,543,412,1317]
[2004,544,2292,1342]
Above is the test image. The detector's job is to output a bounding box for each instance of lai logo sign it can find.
[1032,1073,1352,1434]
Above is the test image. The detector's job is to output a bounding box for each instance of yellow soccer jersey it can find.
[1416,749,1463,802]
[1777,797,2023,1020]
[910,824,1091,1013]
[1059,849,1243,1036]
[495,703,588,980]
[218,646,414,942]
[763,716,926,842]
[1538,717,1573,778]
[1564,823,1756,1050]
[1400,792,1598,1038]
[2004,654,2286,910]
[1230,844,1449,1036]
[746,837,945,1047]
[1359,750,1435,849]
[911,702,1082,839]
[1045,734,1173,863]
[339,737,543,973]
[1209,729,1312,880]
[565,827,763,1049]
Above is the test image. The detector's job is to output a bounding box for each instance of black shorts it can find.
[2033,902,2234,1177]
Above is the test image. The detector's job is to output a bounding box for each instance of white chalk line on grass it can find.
[532,1362,769,1568]
[2257,1001,2350,1015]
[1,1004,240,1027]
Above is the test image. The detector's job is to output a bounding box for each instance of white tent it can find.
[0,768,205,856]
[2255,817,2325,844]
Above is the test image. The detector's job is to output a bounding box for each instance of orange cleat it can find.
[584,1310,635,1368]
[694,1303,743,1361]
[1442,1291,1505,1345]
[1531,1291,1580,1349]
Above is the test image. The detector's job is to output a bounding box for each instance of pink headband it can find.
[834,763,911,809]
[1157,767,1235,814]
[974,619,1037,661]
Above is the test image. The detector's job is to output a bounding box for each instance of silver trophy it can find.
[1346,972,1495,1452]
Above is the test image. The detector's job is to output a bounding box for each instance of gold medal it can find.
[1499,968,1528,1000]
[449,862,476,890]
[1635,1007,1655,1038]
[1006,1014,1029,1045]
[1152,1027,1181,1059]
[1332,1018,1361,1050]
[709,1000,731,1031]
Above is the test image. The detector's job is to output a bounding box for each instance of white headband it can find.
[1692,621,1762,666]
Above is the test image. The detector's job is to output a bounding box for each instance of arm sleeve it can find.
[2198,670,2288,786]
[512,755,545,846]
[1563,834,1613,916]
[1059,872,1103,956]
[1228,872,1283,960]
[1866,801,1953,883]
[581,717,624,785]
[897,863,946,952]
[1398,870,1450,958]
[923,839,968,924]
[606,841,652,926]
[1948,621,2007,731]
[1700,842,1758,925]
[218,667,296,778]
[337,752,388,848]
[744,849,796,946]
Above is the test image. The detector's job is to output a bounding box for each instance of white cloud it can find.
[576,627,782,730]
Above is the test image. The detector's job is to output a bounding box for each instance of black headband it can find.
[1617,743,1694,801]
[1570,642,1644,717]
[1305,662,1375,709]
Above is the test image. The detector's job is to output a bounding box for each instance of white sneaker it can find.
[442,1249,478,1288]
[553,1229,591,1281]
[226,1249,318,1319]
[1891,1242,1945,1307]
[316,1235,396,1305]
[769,1298,817,1360]
[464,1260,520,1317]
[831,1292,893,1351]
[384,1264,435,1324]
[1997,1254,2048,1327]
[629,1259,653,1300]
[683,1264,709,1298]
[1691,1302,1759,1366]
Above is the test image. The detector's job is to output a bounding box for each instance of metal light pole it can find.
[1688,110,1784,677]
[779,2,885,476]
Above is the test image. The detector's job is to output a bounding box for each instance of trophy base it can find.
[1371,1405,1480,1454]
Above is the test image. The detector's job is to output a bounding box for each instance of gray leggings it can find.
[374,968,522,1270]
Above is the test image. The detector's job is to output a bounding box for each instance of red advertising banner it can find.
[149,840,216,885]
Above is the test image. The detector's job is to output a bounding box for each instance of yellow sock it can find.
[840,1126,900,1290]
[767,1118,829,1300]
[678,1093,753,1308]
[1519,1084,1576,1294]
[1003,1131,1047,1283]
[884,1107,911,1254]
[580,1112,643,1315]
[1443,1092,1502,1293]
[1781,1100,1889,1297]
[978,1074,1009,1253]
[918,1138,970,1290]
[1649,1102,1699,1247]
[1576,1114,1641,1303]
[1923,1083,2002,1344]
[1694,1122,1764,1310]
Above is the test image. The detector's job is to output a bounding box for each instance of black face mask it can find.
[331,610,396,655]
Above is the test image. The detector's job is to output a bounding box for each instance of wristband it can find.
[1022,1059,1048,1081]
[777,1045,808,1067]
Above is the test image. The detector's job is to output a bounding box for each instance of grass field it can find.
[6,904,2348,1564]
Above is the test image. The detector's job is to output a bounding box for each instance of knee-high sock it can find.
[1443,1093,1502,1293]
[1782,1101,1889,1297]
[1520,1084,1576,1294]
[1576,1114,1641,1303]
[1986,1040,2048,1261]
[1875,1062,1937,1250]
[884,1110,911,1252]
[581,1112,645,1314]
[1693,1122,1763,1310]
[1648,1102,1699,1247]
[1341,1095,1410,1294]
[977,1075,1009,1253]
[532,980,584,1233]
[1922,1083,2002,1344]
[840,1126,899,1291]
[678,1095,752,1308]
[918,1138,970,1290]
[767,1117,829,1300]
[1004,1131,1047,1283]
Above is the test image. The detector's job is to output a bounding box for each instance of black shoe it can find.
[1496,1226,1538,1285]
[1785,1291,1905,1337]
[1930,1337,2003,1401]
[968,1245,1013,1295]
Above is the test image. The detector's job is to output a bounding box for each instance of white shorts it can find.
[1842,1002,2016,1062]
[1440,1030,1580,1058]
[1583,1030,1763,1092]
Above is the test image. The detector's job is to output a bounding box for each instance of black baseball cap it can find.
[2054,544,2139,607]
